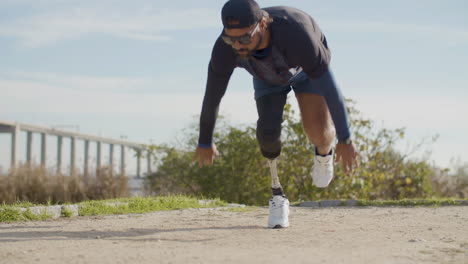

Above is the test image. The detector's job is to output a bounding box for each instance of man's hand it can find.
[335,143,359,175]
[193,144,219,168]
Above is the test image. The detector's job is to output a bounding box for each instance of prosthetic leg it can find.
[268,159,284,196]
[267,159,290,228]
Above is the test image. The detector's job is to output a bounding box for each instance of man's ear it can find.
[260,17,268,30]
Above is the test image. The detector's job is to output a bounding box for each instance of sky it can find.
[1,0,467,174]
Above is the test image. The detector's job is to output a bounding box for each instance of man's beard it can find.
[235,30,264,58]
[236,48,250,58]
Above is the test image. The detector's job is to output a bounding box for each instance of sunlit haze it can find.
[1,0,467,173]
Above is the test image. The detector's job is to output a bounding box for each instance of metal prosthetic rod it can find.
[268,159,284,196]
[268,159,281,188]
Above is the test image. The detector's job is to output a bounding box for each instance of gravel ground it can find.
[0,206,467,264]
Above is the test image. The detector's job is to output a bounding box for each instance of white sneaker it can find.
[268,195,289,228]
[312,150,334,188]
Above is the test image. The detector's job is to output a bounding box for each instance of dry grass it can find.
[0,163,129,205]
[430,162,468,199]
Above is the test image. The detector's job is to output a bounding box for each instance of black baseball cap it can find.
[221,0,264,29]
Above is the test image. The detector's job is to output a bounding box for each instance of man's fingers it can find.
[342,158,349,174]
[192,152,201,168]
[353,157,359,169]
[349,160,356,174]
[346,157,356,175]
[335,153,341,163]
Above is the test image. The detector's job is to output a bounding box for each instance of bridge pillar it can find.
[84,140,89,177]
[57,136,63,174]
[11,123,20,168]
[96,141,101,169]
[136,150,141,178]
[109,144,114,174]
[120,145,125,176]
[41,133,47,167]
[147,154,152,174]
[70,137,76,175]
[26,131,33,165]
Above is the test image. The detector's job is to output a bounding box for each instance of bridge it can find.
[0,120,151,178]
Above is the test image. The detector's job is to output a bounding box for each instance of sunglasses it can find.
[221,23,260,45]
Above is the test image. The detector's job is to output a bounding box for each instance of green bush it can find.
[145,99,437,205]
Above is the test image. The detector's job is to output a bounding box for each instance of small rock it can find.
[345,199,358,206]
[300,201,319,207]
[408,238,426,242]
[319,200,343,207]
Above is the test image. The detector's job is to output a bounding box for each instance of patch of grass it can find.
[221,206,256,212]
[78,196,228,216]
[356,198,464,207]
[0,207,22,222]
[0,207,52,222]
[0,195,228,223]
[290,200,302,206]
[61,207,74,218]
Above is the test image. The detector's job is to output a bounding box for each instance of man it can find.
[193,0,359,228]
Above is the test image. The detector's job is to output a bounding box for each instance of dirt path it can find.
[1,206,467,264]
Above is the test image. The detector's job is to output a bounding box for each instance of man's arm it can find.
[198,37,236,146]
[198,62,233,145]
[279,16,358,173]
[307,70,350,142]
[195,37,236,167]
[280,18,350,141]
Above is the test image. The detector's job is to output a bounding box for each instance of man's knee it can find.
[303,125,335,147]
[257,127,281,147]
[256,124,282,159]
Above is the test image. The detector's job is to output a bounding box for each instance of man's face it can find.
[223,22,261,57]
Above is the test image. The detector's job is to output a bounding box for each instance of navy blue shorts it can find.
[253,71,326,100]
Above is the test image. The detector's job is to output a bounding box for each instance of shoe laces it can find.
[315,155,332,166]
[270,196,287,208]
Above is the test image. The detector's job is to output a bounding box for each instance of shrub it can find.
[0,164,129,204]
[145,99,439,205]
[431,160,468,198]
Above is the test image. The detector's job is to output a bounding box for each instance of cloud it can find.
[323,19,468,44]
[2,70,466,131]
[0,79,201,122]
[1,71,151,92]
[355,94,467,129]
[0,70,208,94]
[0,71,257,122]
[0,5,219,47]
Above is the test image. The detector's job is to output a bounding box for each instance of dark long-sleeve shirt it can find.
[199,6,350,146]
